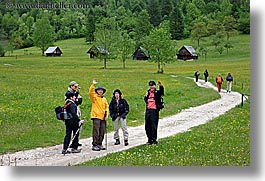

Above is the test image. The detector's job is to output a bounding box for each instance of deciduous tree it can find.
[33,15,54,56]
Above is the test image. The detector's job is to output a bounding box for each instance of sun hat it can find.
[95,86,106,94]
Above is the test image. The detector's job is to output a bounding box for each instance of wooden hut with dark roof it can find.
[87,45,109,58]
[177,45,198,60]
[45,46,63,56]
[132,46,150,60]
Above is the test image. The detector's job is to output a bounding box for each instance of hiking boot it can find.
[98,145,106,150]
[92,145,100,151]
[62,149,71,155]
[124,140,128,146]
[152,141,158,145]
[70,143,82,148]
[71,148,81,153]
[146,142,152,145]
[114,139,120,145]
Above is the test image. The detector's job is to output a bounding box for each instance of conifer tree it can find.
[169,7,184,40]
[86,9,96,43]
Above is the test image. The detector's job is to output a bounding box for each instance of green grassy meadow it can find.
[0,35,250,166]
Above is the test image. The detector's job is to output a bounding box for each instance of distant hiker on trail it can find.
[65,81,83,147]
[62,92,84,154]
[226,72,233,93]
[216,74,224,92]
[194,71,200,82]
[109,89,130,146]
[204,69,209,82]
[89,78,109,151]
[144,80,164,145]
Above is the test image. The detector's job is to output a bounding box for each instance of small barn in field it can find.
[87,45,109,58]
[45,46,63,56]
[132,46,150,60]
[177,45,198,60]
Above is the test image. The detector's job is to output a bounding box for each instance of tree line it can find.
[0,0,250,72]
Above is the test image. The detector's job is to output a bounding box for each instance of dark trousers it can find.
[63,119,79,150]
[92,118,106,146]
[145,109,159,144]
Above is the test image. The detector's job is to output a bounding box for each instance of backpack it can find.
[227,75,233,81]
[54,102,73,121]
[216,76,222,84]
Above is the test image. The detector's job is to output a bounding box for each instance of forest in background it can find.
[0,0,250,70]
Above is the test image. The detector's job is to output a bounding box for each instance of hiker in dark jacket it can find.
[194,71,200,82]
[109,89,130,146]
[62,92,84,154]
[144,80,164,145]
[226,72,233,93]
[65,81,83,147]
[204,69,209,82]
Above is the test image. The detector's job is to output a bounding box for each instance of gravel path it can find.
[0,78,247,166]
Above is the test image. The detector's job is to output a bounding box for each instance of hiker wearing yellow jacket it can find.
[89,78,109,151]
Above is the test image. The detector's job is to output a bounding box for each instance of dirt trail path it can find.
[0,79,246,166]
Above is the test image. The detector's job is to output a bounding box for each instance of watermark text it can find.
[5,2,90,9]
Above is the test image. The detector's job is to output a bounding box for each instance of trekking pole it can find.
[104,111,107,150]
[105,122,107,150]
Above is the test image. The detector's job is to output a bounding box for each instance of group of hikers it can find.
[194,69,233,93]
[61,70,233,154]
[61,78,164,154]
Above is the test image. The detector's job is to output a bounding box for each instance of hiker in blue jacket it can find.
[226,72,233,93]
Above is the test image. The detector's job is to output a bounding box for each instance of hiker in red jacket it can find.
[216,74,224,92]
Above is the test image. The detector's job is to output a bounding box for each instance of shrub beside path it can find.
[0,78,247,166]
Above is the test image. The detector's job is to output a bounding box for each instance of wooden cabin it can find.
[45,47,62,56]
[177,45,198,60]
[132,46,150,60]
[87,45,109,58]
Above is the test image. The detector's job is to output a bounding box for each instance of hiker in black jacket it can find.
[194,71,200,82]
[62,92,84,154]
[144,80,164,145]
[204,69,209,82]
[65,81,83,147]
[109,89,130,146]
